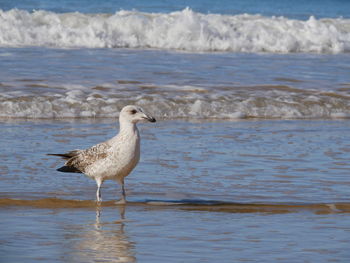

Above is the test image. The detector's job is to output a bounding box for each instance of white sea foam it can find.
[1,83,350,119]
[0,8,349,53]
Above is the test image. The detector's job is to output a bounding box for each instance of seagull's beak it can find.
[142,113,156,123]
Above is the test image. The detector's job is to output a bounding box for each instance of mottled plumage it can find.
[58,143,111,173]
[48,105,156,203]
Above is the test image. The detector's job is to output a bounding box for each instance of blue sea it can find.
[1,1,350,262]
[0,0,350,118]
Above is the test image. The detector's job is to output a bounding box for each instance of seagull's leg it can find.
[121,181,126,202]
[96,186,102,202]
[96,179,102,203]
[116,179,126,204]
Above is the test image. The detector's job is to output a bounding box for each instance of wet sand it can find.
[1,198,350,214]
[1,119,350,262]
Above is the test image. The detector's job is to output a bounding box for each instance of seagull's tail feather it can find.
[47,153,72,159]
[57,165,82,173]
[47,150,80,160]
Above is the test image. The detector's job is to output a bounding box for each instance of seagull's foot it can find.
[115,198,127,205]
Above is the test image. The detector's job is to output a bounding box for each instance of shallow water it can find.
[1,119,350,262]
[2,206,350,263]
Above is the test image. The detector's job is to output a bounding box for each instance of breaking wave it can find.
[1,83,350,119]
[0,8,350,53]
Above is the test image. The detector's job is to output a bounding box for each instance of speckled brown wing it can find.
[57,142,111,173]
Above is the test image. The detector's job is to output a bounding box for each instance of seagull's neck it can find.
[118,119,139,137]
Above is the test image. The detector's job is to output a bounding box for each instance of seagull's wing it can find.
[56,142,111,173]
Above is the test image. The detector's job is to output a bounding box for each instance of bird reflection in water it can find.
[72,205,136,263]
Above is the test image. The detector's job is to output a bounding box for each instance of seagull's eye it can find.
[130,109,137,115]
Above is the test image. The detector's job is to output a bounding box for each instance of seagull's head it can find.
[120,105,156,124]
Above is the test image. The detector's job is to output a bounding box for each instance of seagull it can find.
[48,105,156,203]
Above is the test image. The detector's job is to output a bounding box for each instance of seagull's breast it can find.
[100,131,140,180]
[113,134,140,170]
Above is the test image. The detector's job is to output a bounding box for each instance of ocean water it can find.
[1,0,350,262]
[1,119,350,263]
